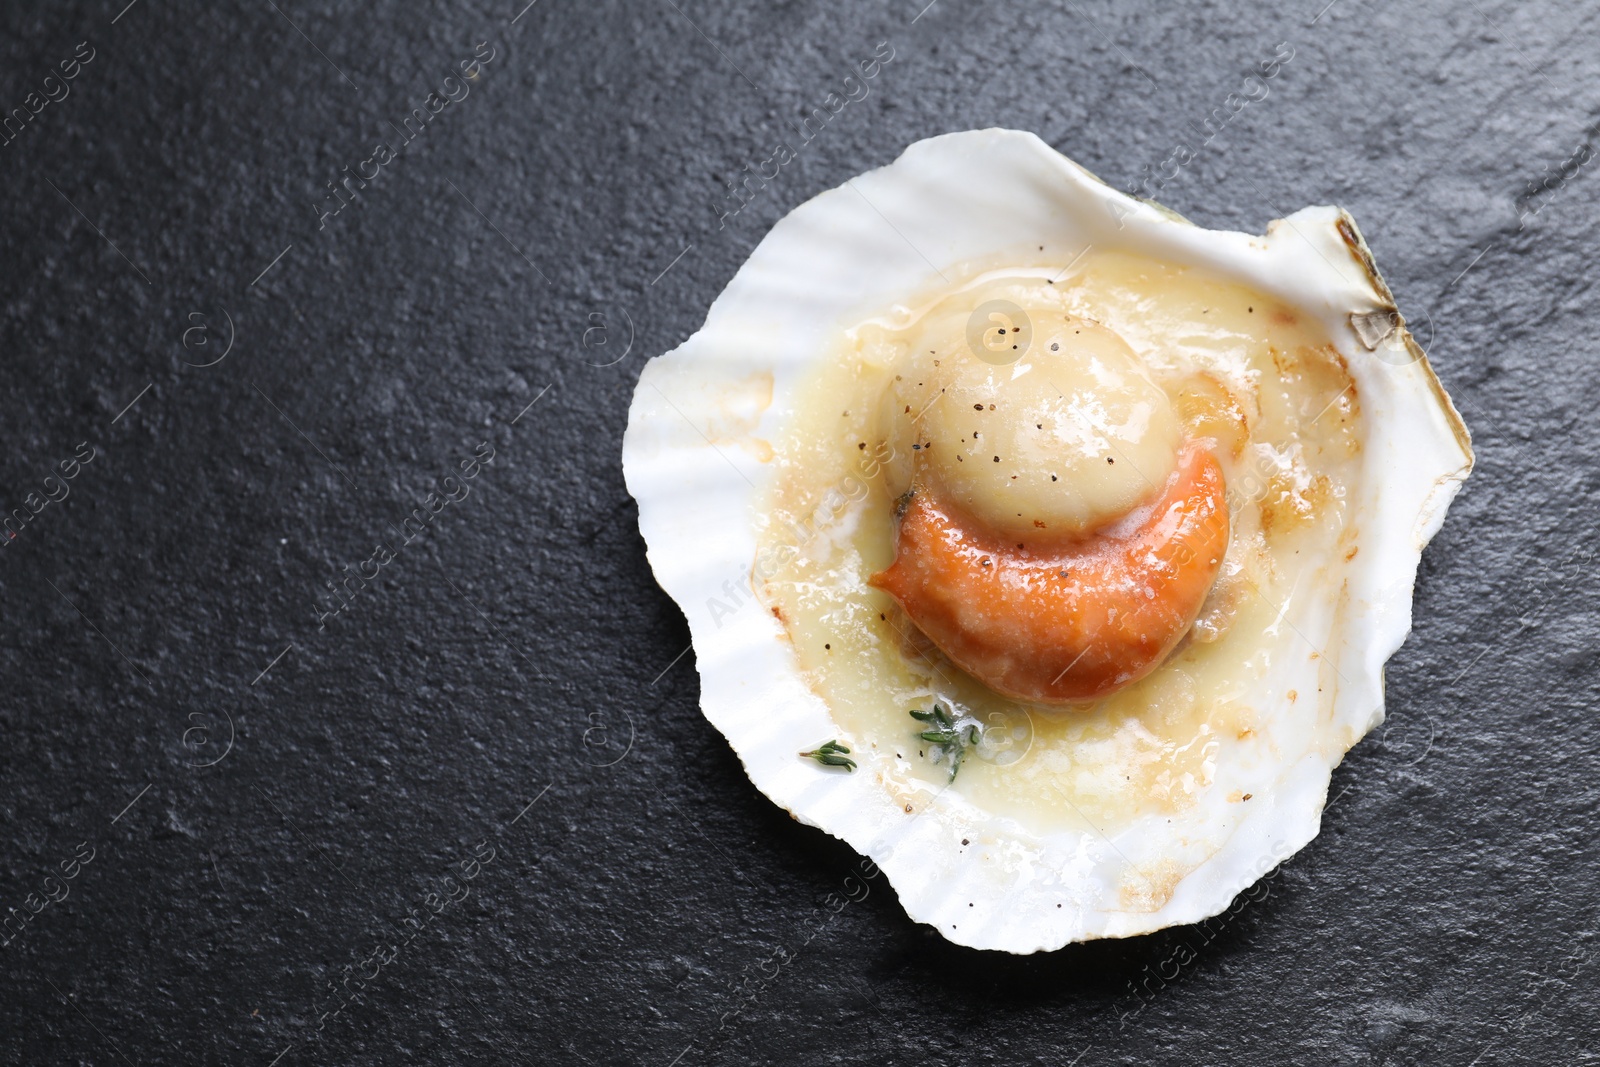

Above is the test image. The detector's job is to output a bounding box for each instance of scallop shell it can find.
[622,129,1472,953]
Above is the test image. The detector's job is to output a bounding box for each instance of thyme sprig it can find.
[799,739,856,772]
[910,703,981,782]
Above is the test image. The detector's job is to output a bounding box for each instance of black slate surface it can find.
[1,1,1595,1063]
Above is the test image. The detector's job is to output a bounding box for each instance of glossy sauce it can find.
[755,252,1362,836]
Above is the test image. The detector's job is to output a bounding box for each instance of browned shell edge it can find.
[1127,187,1474,471]
[1328,211,1475,470]
[1083,159,1476,471]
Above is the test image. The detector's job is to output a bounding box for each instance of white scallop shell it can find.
[623,129,1473,953]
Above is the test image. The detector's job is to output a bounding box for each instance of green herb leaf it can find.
[908,704,980,781]
[799,739,856,772]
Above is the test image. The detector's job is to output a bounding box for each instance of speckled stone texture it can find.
[0,0,1594,1063]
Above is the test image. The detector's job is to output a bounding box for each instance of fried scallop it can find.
[624,130,1473,951]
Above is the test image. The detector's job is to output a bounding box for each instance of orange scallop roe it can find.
[869,442,1229,704]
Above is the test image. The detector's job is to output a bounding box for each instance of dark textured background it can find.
[1,0,1594,1063]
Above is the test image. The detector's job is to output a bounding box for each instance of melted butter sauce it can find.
[756,252,1362,837]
